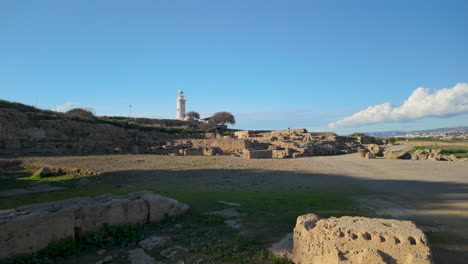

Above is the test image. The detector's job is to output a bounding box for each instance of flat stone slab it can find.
[217,200,241,206]
[206,208,240,218]
[269,233,293,259]
[138,236,170,250]
[128,248,160,264]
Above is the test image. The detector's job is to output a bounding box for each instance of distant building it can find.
[176,90,186,120]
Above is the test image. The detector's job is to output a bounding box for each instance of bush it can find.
[65,108,96,120]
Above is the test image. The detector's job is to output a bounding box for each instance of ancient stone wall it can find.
[0,191,189,260]
[0,108,199,156]
[188,139,253,153]
[242,149,272,159]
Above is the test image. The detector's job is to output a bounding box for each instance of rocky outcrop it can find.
[292,214,432,264]
[384,151,412,160]
[234,129,362,159]
[367,144,384,157]
[0,191,189,260]
[411,149,447,161]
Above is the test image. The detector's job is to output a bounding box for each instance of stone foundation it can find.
[0,191,189,260]
[242,149,272,159]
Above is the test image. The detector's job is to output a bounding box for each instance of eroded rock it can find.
[269,233,293,259]
[0,191,188,260]
[292,214,432,264]
[384,151,412,160]
[367,144,384,157]
[128,248,159,264]
[138,236,170,250]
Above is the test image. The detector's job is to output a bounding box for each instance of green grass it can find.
[409,145,468,158]
[426,231,468,251]
[0,176,369,263]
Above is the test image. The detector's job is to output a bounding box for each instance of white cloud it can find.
[328,83,468,129]
[55,102,95,113]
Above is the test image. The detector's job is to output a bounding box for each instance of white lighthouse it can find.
[176,89,186,120]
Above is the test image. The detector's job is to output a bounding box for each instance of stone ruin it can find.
[0,191,189,260]
[133,129,363,159]
[0,107,203,156]
[277,214,432,264]
[0,105,364,159]
[234,129,362,159]
[358,144,467,162]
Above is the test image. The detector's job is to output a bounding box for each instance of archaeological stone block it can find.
[0,191,188,260]
[242,149,272,159]
[292,214,432,264]
[0,208,76,260]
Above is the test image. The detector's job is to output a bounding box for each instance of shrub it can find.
[65,108,96,120]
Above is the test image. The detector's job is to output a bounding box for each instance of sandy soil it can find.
[305,149,468,241]
[13,151,468,263]
[20,150,468,237]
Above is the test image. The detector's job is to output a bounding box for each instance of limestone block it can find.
[292,214,432,264]
[272,149,291,159]
[140,192,189,222]
[384,151,412,160]
[0,208,75,259]
[182,148,203,156]
[242,149,272,159]
[364,152,376,159]
[367,144,384,157]
[202,147,222,156]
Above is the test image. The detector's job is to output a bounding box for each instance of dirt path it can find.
[303,152,468,241]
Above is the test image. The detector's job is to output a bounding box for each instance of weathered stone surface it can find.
[367,144,384,157]
[202,146,222,156]
[0,191,188,260]
[412,149,447,161]
[140,192,189,222]
[34,167,52,177]
[272,149,292,159]
[160,246,188,260]
[0,208,76,260]
[187,138,253,154]
[384,151,412,160]
[0,107,199,156]
[269,233,293,259]
[242,149,272,159]
[128,248,159,264]
[182,147,203,156]
[364,152,376,159]
[292,214,432,264]
[357,148,367,158]
[138,236,169,250]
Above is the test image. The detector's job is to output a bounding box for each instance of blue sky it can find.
[1,0,467,134]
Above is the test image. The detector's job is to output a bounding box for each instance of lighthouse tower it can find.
[176,89,186,120]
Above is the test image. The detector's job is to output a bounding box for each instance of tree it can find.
[186,111,200,120]
[210,112,236,126]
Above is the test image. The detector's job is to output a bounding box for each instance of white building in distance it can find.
[176,89,186,120]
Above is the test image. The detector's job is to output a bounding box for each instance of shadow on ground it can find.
[1,165,468,264]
